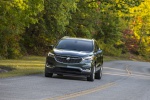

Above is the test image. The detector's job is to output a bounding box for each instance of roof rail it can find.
[62,36,70,38]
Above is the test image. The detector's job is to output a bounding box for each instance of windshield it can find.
[55,39,93,52]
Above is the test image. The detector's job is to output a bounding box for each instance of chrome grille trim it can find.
[55,55,82,63]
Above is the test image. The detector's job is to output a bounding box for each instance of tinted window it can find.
[56,39,93,52]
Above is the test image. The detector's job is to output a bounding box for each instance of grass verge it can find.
[0,56,45,78]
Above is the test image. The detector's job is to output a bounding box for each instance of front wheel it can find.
[45,72,53,77]
[87,67,95,82]
[95,67,102,79]
[45,68,53,77]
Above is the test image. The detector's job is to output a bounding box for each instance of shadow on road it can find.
[41,74,87,81]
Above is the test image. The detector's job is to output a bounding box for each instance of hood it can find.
[53,48,93,57]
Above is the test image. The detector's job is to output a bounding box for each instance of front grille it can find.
[55,56,82,63]
[54,67,81,73]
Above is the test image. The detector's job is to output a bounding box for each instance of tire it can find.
[87,67,95,82]
[45,67,53,77]
[45,72,53,77]
[95,67,102,79]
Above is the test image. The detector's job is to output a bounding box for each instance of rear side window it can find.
[56,39,93,52]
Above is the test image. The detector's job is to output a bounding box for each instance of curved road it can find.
[0,61,150,100]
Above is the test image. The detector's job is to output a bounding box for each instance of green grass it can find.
[104,54,149,62]
[103,56,125,61]
[0,56,45,78]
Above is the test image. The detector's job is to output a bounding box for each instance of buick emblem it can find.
[66,57,70,61]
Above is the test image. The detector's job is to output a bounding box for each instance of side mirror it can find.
[97,49,102,54]
[94,49,102,55]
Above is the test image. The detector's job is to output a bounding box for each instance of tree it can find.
[66,0,100,38]
[22,0,77,55]
[92,0,144,56]
[43,0,77,38]
[0,0,44,58]
[128,0,150,57]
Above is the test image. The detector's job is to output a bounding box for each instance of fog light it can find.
[83,68,91,72]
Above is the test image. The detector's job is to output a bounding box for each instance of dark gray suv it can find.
[45,37,103,81]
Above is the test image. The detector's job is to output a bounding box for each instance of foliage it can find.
[21,0,77,55]
[66,0,100,38]
[122,29,139,54]
[0,0,149,59]
[0,0,44,58]
[126,0,150,57]
[43,0,77,37]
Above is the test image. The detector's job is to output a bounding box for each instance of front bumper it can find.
[45,56,93,76]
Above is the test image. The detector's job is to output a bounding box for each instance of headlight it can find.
[48,52,54,57]
[82,56,93,61]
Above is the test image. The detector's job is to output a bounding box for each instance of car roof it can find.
[61,36,94,42]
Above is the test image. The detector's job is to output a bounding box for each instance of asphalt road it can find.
[0,61,150,100]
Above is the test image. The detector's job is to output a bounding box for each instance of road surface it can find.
[0,61,150,100]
